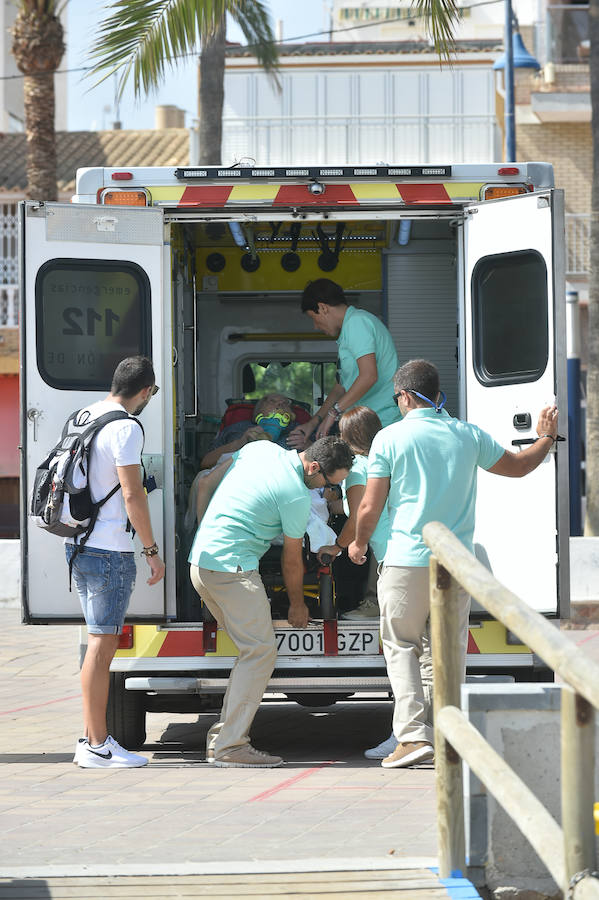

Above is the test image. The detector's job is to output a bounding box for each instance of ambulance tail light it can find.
[482,184,530,200]
[99,188,150,206]
[118,626,134,650]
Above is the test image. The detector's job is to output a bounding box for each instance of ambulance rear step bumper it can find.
[125,676,391,694]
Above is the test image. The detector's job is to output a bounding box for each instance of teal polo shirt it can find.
[368,408,504,566]
[188,442,311,573]
[337,306,400,428]
[343,454,389,563]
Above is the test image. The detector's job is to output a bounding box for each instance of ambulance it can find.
[20,162,569,749]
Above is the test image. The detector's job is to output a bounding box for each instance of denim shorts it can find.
[65,545,136,635]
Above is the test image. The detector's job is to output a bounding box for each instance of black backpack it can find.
[30,407,143,583]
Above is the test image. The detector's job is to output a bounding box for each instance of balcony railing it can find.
[0,285,18,327]
[222,112,496,166]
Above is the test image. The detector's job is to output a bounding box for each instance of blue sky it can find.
[66,1,330,132]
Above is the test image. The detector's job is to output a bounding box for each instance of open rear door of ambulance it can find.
[462,189,569,617]
[21,201,174,623]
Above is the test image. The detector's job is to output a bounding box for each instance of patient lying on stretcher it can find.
[188,395,336,552]
[199,393,310,470]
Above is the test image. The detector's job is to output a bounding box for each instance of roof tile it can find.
[0,128,190,194]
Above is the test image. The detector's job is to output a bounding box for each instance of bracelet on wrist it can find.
[141,542,159,557]
[539,433,556,444]
[335,540,345,552]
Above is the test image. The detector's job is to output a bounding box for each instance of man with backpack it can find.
[65,356,165,769]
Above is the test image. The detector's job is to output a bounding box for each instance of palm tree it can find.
[88,0,280,166]
[11,1,66,201]
[88,0,460,166]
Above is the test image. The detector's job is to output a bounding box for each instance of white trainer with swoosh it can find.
[77,735,148,768]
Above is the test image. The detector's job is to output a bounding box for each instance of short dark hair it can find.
[305,436,354,475]
[393,359,440,405]
[301,278,346,313]
[111,356,156,399]
[339,406,382,456]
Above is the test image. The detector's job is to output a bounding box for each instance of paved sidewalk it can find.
[0,606,437,874]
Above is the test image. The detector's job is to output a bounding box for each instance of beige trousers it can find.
[378,564,470,745]
[190,565,277,759]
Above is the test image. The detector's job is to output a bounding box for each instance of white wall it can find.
[223,63,495,165]
[332,0,540,41]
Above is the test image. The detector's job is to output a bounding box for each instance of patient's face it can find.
[254,394,294,421]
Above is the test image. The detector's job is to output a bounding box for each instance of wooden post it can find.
[562,686,597,890]
[429,555,466,878]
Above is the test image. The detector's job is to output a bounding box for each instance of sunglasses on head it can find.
[393,388,446,413]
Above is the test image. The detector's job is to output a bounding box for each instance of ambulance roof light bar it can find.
[174,165,454,180]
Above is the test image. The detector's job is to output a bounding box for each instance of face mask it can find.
[255,410,292,440]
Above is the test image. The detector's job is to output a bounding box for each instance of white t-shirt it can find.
[65,400,144,552]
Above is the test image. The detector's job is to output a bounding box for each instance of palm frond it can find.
[230,0,279,84]
[88,0,241,98]
[412,0,460,60]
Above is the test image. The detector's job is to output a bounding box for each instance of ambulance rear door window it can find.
[472,249,548,386]
[35,259,151,390]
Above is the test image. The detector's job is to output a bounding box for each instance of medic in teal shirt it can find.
[287,279,401,449]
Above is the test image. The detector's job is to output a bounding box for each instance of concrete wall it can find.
[463,683,599,898]
[570,536,599,602]
[0,538,19,604]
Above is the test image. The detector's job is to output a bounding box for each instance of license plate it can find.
[275,628,379,656]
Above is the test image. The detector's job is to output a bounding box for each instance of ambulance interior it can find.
[170,216,460,621]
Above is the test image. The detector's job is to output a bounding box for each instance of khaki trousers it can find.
[190,565,277,759]
[378,564,470,745]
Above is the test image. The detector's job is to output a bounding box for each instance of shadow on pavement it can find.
[0,879,51,898]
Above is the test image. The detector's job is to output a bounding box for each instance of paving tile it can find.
[0,607,439,870]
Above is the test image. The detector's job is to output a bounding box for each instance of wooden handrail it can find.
[437,705,565,888]
[423,521,599,710]
[423,521,599,899]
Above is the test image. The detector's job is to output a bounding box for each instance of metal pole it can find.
[567,289,582,535]
[504,0,516,161]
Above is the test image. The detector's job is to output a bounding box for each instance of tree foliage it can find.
[88,0,279,99]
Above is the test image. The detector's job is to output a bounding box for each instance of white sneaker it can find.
[72,737,87,765]
[364,733,398,759]
[77,735,148,769]
[341,599,379,620]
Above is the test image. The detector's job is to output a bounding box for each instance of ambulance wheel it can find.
[286,693,352,707]
[107,673,147,750]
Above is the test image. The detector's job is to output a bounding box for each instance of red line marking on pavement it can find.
[249,761,337,801]
[0,693,81,716]
[282,784,433,791]
[575,630,599,647]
